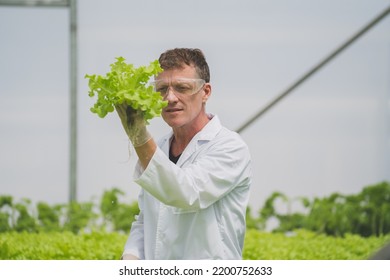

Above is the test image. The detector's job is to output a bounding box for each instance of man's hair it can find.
[159,48,210,82]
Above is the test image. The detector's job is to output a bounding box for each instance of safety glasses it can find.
[150,78,205,97]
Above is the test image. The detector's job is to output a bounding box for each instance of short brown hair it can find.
[159,48,210,82]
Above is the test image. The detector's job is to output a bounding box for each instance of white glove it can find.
[115,103,151,147]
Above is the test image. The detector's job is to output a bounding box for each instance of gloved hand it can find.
[115,103,151,147]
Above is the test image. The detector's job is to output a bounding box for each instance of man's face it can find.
[155,64,211,129]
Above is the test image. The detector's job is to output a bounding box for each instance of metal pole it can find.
[69,0,77,202]
[0,0,77,203]
[236,5,390,134]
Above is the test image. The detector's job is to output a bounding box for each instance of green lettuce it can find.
[85,57,167,122]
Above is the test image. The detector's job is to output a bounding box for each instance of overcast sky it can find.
[0,0,389,214]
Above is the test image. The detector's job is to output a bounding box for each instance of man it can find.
[116,48,251,260]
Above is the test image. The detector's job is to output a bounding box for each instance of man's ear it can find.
[202,83,212,103]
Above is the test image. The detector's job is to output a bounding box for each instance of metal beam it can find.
[0,0,69,7]
[236,5,390,134]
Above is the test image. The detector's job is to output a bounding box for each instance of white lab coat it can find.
[122,115,252,259]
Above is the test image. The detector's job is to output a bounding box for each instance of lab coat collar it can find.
[160,114,222,165]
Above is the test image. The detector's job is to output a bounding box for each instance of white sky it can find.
[0,0,389,214]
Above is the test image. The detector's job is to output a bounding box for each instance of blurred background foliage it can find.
[252,181,390,237]
[0,187,139,234]
[1,181,390,238]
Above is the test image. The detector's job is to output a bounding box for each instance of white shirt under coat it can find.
[122,115,252,259]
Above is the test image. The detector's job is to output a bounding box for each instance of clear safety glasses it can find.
[150,78,206,97]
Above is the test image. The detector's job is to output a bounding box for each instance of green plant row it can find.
[243,229,390,260]
[1,229,389,260]
[0,231,126,260]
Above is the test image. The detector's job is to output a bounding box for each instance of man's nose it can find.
[164,86,178,102]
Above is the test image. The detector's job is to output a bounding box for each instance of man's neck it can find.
[171,113,210,156]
